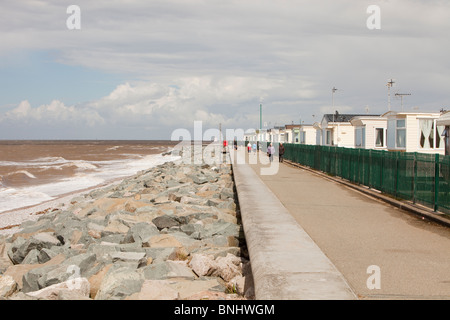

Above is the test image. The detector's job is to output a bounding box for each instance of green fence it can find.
[283,144,450,215]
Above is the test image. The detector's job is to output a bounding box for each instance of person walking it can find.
[252,142,257,154]
[279,143,285,163]
[247,142,252,153]
[223,140,228,154]
[267,143,275,162]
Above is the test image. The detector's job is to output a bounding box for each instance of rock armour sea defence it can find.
[0,152,254,300]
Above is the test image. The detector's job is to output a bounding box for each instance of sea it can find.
[0,140,181,214]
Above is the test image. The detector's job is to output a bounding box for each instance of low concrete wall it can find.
[232,159,356,300]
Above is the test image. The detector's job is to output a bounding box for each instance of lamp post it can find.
[332,87,338,111]
[260,103,262,132]
[332,87,338,122]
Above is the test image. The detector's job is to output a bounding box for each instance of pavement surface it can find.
[234,149,450,300]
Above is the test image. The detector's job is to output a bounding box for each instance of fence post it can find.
[380,151,384,192]
[357,148,361,185]
[368,149,372,188]
[434,153,440,212]
[413,152,417,204]
[395,152,400,198]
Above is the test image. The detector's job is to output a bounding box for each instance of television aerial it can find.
[395,92,411,111]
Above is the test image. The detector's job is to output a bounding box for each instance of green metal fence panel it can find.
[284,143,450,215]
[396,152,415,201]
[438,155,450,214]
[414,153,437,208]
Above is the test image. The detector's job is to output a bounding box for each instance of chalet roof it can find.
[437,111,450,126]
[323,113,381,123]
[285,124,313,129]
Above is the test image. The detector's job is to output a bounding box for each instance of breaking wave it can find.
[0,150,180,214]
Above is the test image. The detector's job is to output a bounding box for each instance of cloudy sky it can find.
[0,0,449,140]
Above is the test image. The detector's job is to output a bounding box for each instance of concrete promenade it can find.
[231,149,356,300]
[231,149,450,300]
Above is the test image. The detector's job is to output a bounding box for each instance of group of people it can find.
[246,142,258,154]
[246,141,285,163]
[227,140,285,163]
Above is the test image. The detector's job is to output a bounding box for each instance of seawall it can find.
[231,150,356,299]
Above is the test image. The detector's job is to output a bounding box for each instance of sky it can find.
[0,0,449,140]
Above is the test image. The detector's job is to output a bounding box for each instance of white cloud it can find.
[1,0,450,138]
[3,100,105,127]
[0,74,317,137]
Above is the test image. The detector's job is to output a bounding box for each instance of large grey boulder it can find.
[142,261,196,280]
[109,252,147,268]
[25,277,91,300]
[8,232,63,265]
[22,249,40,265]
[22,253,96,293]
[152,215,180,231]
[122,222,159,244]
[22,264,60,293]
[94,266,144,300]
[203,221,241,239]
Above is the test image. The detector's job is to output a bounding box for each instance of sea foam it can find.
[0,151,180,214]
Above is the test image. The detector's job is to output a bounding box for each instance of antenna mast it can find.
[386,79,395,111]
[395,93,411,111]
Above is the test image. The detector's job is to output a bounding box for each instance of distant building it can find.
[298,125,316,145]
[284,124,300,143]
[284,124,316,144]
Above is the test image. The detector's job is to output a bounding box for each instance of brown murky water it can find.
[0,140,179,213]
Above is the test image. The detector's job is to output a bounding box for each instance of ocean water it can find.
[0,140,180,214]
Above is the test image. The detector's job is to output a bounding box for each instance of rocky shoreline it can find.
[0,148,254,300]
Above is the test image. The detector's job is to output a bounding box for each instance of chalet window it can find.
[436,125,445,148]
[355,128,363,147]
[419,119,433,149]
[375,128,384,147]
[419,119,445,149]
[396,119,406,148]
[362,127,366,148]
[326,130,332,145]
[300,131,306,144]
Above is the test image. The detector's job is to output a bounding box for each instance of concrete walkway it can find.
[232,149,450,300]
[231,150,356,300]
